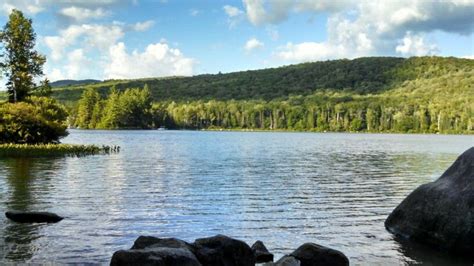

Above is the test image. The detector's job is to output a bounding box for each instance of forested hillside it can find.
[52,57,409,103]
[2,56,472,133]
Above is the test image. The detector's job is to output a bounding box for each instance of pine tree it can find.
[0,9,45,102]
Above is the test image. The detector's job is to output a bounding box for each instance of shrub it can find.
[0,96,69,144]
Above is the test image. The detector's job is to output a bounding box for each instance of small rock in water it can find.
[251,240,274,263]
[290,243,349,266]
[111,247,201,266]
[111,236,200,266]
[193,234,255,266]
[5,211,63,223]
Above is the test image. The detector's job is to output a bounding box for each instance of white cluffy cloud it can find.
[104,42,195,79]
[223,5,244,28]
[1,0,44,15]
[1,0,133,16]
[42,17,185,81]
[244,38,264,53]
[47,48,95,80]
[396,32,438,56]
[44,23,125,61]
[132,20,154,31]
[240,0,474,62]
[59,6,109,22]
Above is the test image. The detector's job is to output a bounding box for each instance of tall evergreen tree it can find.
[0,9,46,103]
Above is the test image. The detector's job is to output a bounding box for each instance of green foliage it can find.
[0,9,45,102]
[34,78,52,97]
[76,87,101,129]
[56,56,473,134]
[0,97,69,144]
[150,88,472,134]
[76,85,153,129]
[0,143,120,157]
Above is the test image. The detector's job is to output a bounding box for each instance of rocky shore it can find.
[111,234,349,266]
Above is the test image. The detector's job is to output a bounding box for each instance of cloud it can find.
[1,0,134,16]
[223,5,243,17]
[242,0,292,26]
[244,38,264,53]
[44,23,125,61]
[276,42,342,62]
[103,42,195,79]
[1,0,45,15]
[189,9,200,16]
[132,20,154,31]
[266,26,279,41]
[263,0,474,62]
[59,6,109,22]
[395,32,438,56]
[223,5,244,28]
[45,48,96,80]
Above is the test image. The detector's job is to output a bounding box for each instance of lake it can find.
[0,130,473,264]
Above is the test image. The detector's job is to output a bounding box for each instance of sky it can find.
[0,0,473,83]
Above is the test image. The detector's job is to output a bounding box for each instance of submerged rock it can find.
[5,211,63,223]
[290,243,349,266]
[193,234,255,266]
[385,146,474,255]
[251,240,274,263]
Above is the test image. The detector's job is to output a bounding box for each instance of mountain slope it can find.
[50,56,472,104]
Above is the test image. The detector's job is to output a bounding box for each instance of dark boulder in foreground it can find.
[5,211,63,223]
[111,236,201,266]
[111,247,201,266]
[111,235,348,266]
[193,234,255,266]
[290,243,349,266]
[251,240,274,263]
[385,146,474,255]
[131,236,195,251]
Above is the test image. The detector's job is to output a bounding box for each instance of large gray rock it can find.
[385,146,474,255]
[290,243,349,266]
[111,236,200,266]
[193,234,255,266]
[5,211,63,223]
[251,240,274,263]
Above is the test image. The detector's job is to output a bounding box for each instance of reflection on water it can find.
[0,158,62,260]
[0,130,472,264]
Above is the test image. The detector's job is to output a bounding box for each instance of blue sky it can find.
[0,0,473,82]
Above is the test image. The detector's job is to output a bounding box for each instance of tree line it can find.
[72,86,153,129]
[73,87,472,134]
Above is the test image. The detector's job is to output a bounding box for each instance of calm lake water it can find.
[0,130,473,264]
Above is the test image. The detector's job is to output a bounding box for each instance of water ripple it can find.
[0,130,472,264]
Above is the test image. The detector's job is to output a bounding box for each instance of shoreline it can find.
[67,127,474,136]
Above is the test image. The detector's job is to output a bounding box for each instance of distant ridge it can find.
[50,79,101,87]
[49,56,473,103]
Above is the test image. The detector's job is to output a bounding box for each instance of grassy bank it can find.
[0,143,120,157]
